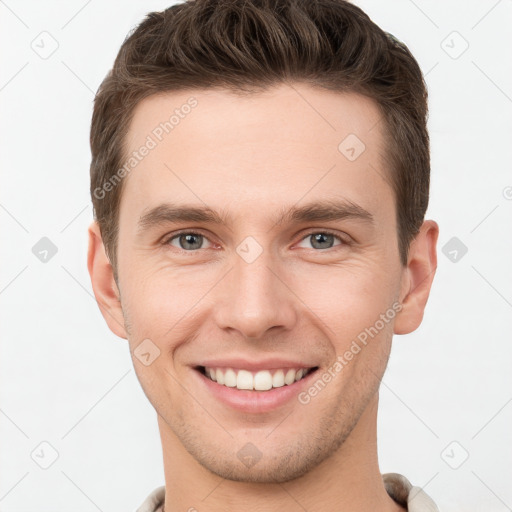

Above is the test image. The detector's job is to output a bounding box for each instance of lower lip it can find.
[193,367,319,414]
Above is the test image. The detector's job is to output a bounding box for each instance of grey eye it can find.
[168,233,211,251]
[297,232,342,250]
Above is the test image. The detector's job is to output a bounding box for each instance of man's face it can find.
[114,84,406,482]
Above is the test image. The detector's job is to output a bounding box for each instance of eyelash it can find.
[161,229,351,253]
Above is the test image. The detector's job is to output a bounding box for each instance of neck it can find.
[158,393,404,512]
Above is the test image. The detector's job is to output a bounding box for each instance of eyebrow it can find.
[136,199,374,235]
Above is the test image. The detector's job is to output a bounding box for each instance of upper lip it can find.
[194,358,319,372]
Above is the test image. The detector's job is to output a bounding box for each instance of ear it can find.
[87,221,128,339]
[394,220,439,335]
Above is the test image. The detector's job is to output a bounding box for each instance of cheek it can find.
[120,264,211,343]
[295,261,400,338]
[119,241,402,346]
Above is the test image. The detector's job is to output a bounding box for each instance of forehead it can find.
[125,84,384,153]
[120,84,392,226]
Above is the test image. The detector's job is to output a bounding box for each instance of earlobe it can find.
[393,220,439,335]
[87,221,128,339]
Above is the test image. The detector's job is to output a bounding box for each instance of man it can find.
[87,0,440,510]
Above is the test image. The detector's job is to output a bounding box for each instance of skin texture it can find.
[88,83,438,512]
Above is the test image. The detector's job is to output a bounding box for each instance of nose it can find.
[213,246,298,340]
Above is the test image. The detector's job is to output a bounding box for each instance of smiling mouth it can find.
[196,365,319,391]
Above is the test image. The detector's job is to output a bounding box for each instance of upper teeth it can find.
[204,367,311,391]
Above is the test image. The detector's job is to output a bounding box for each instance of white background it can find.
[1,1,511,510]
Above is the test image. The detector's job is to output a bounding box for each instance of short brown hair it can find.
[90,0,430,278]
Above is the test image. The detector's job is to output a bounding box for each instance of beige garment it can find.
[136,473,439,511]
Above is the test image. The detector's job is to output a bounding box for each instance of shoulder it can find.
[135,485,165,512]
[382,473,440,512]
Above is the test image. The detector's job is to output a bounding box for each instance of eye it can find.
[162,229,350,253]
[296,231,348,250]
[164,231,214,251]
